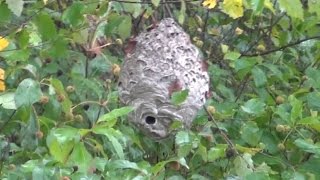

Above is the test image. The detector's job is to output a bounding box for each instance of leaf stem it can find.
[71,101,103,111]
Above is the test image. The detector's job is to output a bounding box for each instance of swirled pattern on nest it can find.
[118,18,210,140]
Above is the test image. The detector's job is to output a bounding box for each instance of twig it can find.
[71,101,103,111]
[0,42,50,53]
[234,74,251,102]
[164,0,174,18]
[201,10,209,42]
[203,105,239,156]
[86,43,113,52]
[1,1,56,38]
[0,110,16,132]
[241,36,320,57]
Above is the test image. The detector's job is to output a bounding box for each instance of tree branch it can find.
[203,105,239,156]
[241,36,320,57]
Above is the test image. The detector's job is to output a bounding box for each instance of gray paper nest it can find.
[118,18,210,140]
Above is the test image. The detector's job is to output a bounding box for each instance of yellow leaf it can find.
[0,81,5,91]
[0,36,9,51]
[0,68,5,92]
[202,0,217,9]
[0,68,4,80]
[235,27,243,35]
[264,0,275,13]
[257,44,266,52]
[222,0,244,19]
[236,144,262,155]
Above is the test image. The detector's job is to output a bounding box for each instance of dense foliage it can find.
[1,0,320,179]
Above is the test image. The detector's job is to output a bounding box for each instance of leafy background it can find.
[1,0,320,179]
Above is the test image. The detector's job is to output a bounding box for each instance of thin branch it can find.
[241,36,320,57]
[203,105,239,156]
[164,0,174,18]
[0,42,50,53]
[201,10,209,42]
[234,74,251,102]
[0,110,16,132]
[1,1,55,38]
[71,101,103,111]
[86,43,113,52]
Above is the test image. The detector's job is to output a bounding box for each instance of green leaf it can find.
[34,13,57,41]
[171,89,189,106]
[169,120,183,131]
[298,116,320,125]
[47,37,68,58]
[46,129,76,163]
[105,13,124,35]
[252,66,267,87]
[32,166,54,180]
[93,157,108,172]
[176,157,189,169]
[178,144,192,157]
[306,67,320,90]
[178,0,186,24]
[151,0,160,7]
[308,0,320,17]
[241,98,266,115]
[275,104,291,122]
[50,127,81,144]
[118,15,132,40]
[222,0,244,19]
[17,29,30,49]
[62,2,84,27]
[244,172,269,180]
[50,78,72,113]
[294,138,320,156]
[195,143,208,161]
[112,160,148,175]
[0,3,12,23]
[297,117,320,132]
[151,160,169,175]
[0,44,30,62]
[307,92,320,111]
[175,131,190,145]
[92,127,124,159]
[107,132,124,159]
[68,142,92,172]
[89,55,111,74]
[264,0,275,13]
[23,64,37,78]
[21,108,39,150]
[250,0,265,14]
[47,139,74,163]
[73,75,104,99]
[5,0,23,17]
[278,0,304,20]
[208,144,227,161]
[241,121,262,146]
[234,58,256,76]
[234,153,254,177]
[289,95,302,123]
[14,78,42,108]
[97,106,133,123]
[121,0,142,18]
[0,92,16,109]
[224,51,241,61]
